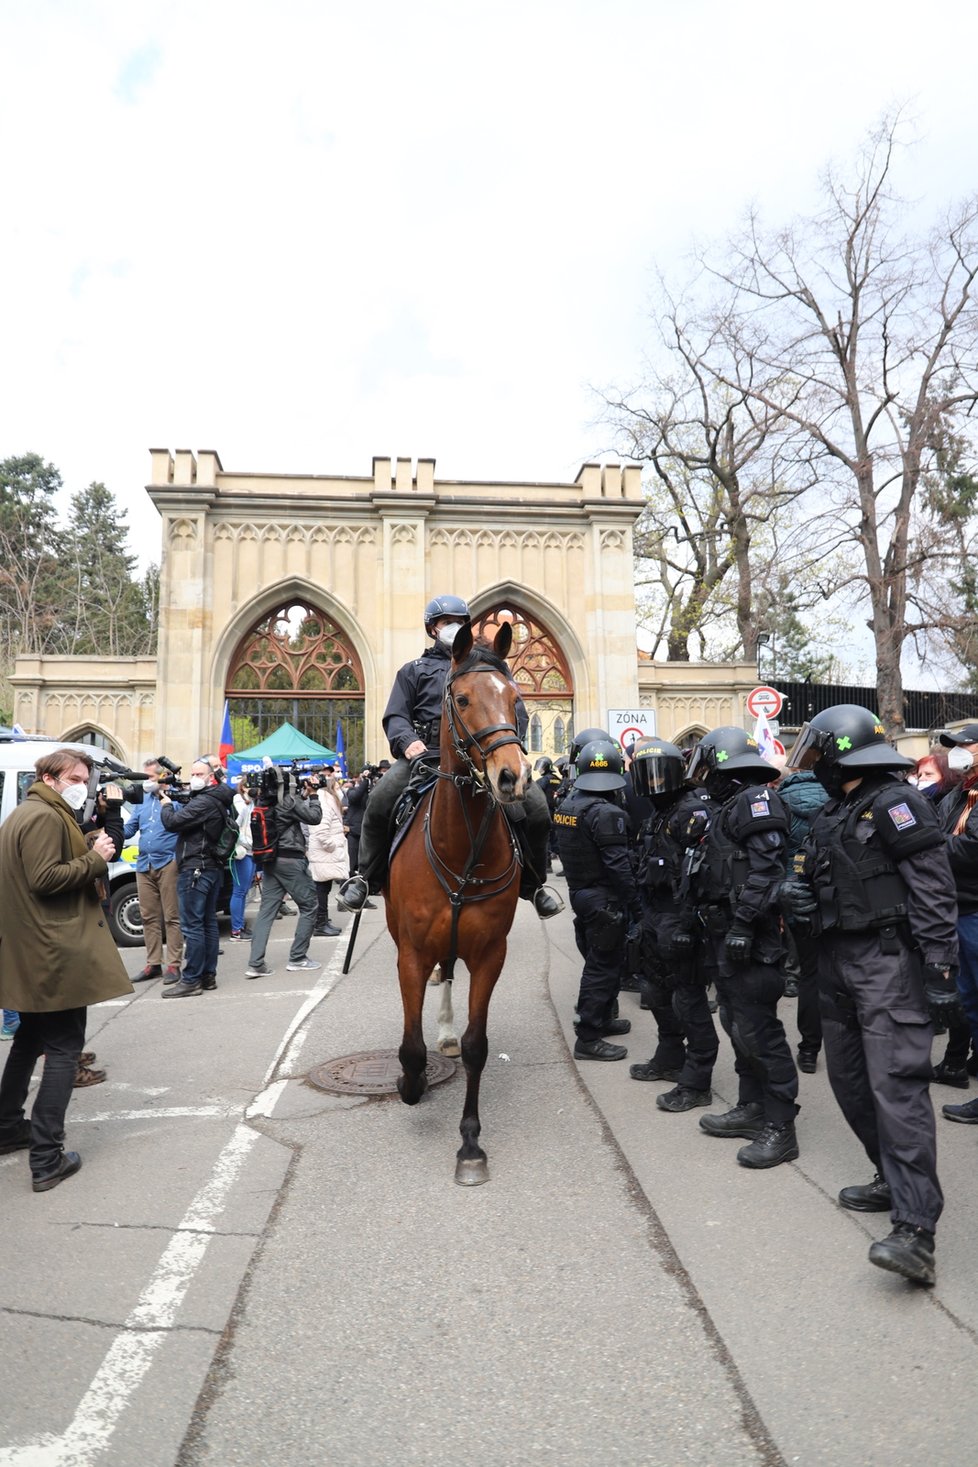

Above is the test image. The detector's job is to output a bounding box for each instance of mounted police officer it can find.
[684,727,799,1168]
[339,595,561,918]
[782,705,958,1286]
[555,738,642,1061]
[629,738,719,1111]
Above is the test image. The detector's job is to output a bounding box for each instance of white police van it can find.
[0,735,144,947]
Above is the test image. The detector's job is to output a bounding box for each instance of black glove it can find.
[683,810,710,847]
[625,923,644,971]
[779,879,817,923]
[724,923,753,965]
[923,963,961,1017]
[661,931,693,960]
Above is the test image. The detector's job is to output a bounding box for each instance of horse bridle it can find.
[442,659,526,789]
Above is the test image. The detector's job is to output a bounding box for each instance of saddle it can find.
[389,754,441,866]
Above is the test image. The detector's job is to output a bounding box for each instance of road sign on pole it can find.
[607,708,657,752]
[745,685,784,720]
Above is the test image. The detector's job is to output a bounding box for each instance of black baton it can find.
[342,907,364,974]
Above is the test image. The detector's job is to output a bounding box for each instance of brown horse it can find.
[385,620,527,1185]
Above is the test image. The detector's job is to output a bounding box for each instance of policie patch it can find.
[886,802,917,832]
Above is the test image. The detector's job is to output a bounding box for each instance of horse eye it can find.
[457,695,469,708]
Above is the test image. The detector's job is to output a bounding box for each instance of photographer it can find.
[123,760,184,982]
[159,760,236,998]
[245,766,322,979]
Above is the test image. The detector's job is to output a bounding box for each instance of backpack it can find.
[250,801,279,865]
[210,805,242,864]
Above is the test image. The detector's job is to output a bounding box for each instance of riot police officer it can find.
[555,739,642,1061]
[685,727,800,1168]
[340,595,561,918]
[783,705,958,1286]
[629,738,719,1110]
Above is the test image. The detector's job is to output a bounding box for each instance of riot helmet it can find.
[534,756,554,776]
[568,726,611,776]
[574,738,626,793]
[788,705,913,794]
[686,726,780,795]
[630,737,686,801]
[423,595,470,636]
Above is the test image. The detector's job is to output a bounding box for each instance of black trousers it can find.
[673,968,721,1092]
[0,1007,87,1178]
[709,937,799,1126]
[571,887,624,1041]
[789,920,823,1055]
[818,931,941,1232]
[358,756,551,889]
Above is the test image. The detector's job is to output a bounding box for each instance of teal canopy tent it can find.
[225,721,338,775]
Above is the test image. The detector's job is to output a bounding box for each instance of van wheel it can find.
[108,880,144,947]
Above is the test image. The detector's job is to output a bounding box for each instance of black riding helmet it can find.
[788,705,914,774]
[686,726,780,789]
[630,737,686,799]
[574,738,626,792]
[423,595,470,635]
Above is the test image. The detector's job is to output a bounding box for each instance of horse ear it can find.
[493,622,513,660]
[452,622,474,661]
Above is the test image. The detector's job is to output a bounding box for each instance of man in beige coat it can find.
[0,748,133,1191]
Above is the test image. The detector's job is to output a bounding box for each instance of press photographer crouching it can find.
[245,763,322,978]
[159,760,236,998]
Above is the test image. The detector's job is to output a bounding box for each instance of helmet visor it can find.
[786,722,833,771]
[632,751,685,798]
[685,743,712,786]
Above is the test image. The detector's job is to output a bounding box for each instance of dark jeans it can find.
[0,1007,87,1176]
[177,865,222,986]
[315,879,333,926]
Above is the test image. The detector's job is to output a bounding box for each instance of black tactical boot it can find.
[700,1103,768,1132]
[574,1037,627,1061]
[699,1101,764,1139]
[629,1059,681,1083]
[736,1121,799,1168]
[533,886,564,918]
[656,1085,712,1113]
[838,1173,892,1212]
[600,1017,631,1037]
[796,1047,819,1074]
[868,1223,936,1286]
[931,1060,970,1089]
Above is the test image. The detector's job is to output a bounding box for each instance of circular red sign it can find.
[745,685,784,718]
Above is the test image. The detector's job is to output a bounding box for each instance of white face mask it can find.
[59,781,88,811]
[189,774,208,791]
[948,747,975,773]
[144,780,159,794]
[437,622,463,649]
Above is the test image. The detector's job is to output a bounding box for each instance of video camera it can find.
[81,759,152,826]
[257,761,331,801]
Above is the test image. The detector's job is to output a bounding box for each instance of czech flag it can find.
[219,700,234,766]
[335,719,347,777]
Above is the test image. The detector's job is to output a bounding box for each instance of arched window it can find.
[226,601,366,768]
[471,603,574,763]
[63,726,124,760]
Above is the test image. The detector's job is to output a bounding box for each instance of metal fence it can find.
[770,681,978,734]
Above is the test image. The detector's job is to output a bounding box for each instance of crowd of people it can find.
[1,590,976,1300]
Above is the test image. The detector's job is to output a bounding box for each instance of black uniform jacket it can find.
[382,642,529,760]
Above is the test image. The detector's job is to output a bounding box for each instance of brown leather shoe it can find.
[73,1065,107,1087]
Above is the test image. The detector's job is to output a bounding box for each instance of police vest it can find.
[807,787,909,934]
[555,791,619,889]
[639,790,704,898]
[693,803,750,910]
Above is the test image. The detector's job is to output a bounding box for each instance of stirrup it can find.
[338,875,369,912]
[533,885,564,919]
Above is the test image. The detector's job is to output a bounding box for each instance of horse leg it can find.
[435,973,460,1057]
[396,951,429,1106]
[454,963,499,1186]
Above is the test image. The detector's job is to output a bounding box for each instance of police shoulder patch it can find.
[886,801,917,832]
[749,791,771,818]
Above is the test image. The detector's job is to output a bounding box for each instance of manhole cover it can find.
[307,1049,458,1096]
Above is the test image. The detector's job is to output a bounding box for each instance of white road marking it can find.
[0,1125,259,1467]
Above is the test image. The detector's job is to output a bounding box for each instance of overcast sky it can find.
[3,1,977,681]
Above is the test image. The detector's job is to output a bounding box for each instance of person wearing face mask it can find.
[0,748,132,1191]
[159,759,237,998]
[934,724,978,1121]
[782,706,958,1286]
[123,759,184,982]
[339,595,561,919]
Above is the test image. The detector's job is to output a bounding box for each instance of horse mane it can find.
[456,637,512,680]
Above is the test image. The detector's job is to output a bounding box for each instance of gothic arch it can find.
[61,723,126,761]
[469,582,588,705]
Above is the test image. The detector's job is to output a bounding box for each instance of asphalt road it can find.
[2,879,977,1467]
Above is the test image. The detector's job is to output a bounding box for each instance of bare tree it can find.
[701,112,978,732]
[603,298,834,660]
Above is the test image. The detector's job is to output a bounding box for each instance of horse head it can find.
[444,621,530,803]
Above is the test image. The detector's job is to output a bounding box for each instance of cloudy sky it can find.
[3,0,977,674]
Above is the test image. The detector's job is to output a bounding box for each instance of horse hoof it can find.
[427,968,443,986]
[437,1037,461,1057]
[454,1157,489,1186]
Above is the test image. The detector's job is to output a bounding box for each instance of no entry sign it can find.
[745,685,784,720]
